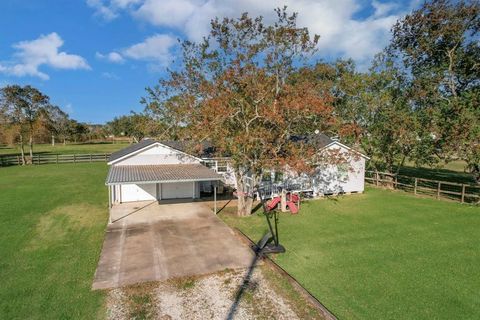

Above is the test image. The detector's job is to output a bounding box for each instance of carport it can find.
[106,164,224,223]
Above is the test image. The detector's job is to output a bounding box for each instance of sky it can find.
[0,0,417,124]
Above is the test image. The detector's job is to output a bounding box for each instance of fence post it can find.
[105,153,107,161]
[37,154,40,165]
[414,178,417,195]
[375,172,379,186]
[461,184,465,203]
[394,175,398,189]
[17,155,20,165]
[73,154,76,163]
[90,154,93,162]
[437,182,441,199]
[56,154,59,164]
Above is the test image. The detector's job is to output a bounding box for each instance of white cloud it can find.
[134,0,198,29]
[96,51,125,63]
[86,0,118,20]
[86,0,141,20]
[153,0,407,65]
[0,33,90,80]
[88,0,413,66]
[96,34,177,70]
[101,71,120,79]
[372,0,398,18]
[122,34,177,66]
[64,103,74,114]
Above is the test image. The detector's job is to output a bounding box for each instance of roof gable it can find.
[292,133,369,159]
[108,139,156,163]
[107,140,203,165]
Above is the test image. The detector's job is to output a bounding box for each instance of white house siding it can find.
[120,184,157,202]
[259,143,366,197]
[112,144,204,202]
[311,144,366,195]
[113,144,200,166]
[161,182,196,199]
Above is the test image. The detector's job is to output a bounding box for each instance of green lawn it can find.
[0,163,109,319]
[0,142,129,156]
[398,160,475,184]
[221,188,480,320]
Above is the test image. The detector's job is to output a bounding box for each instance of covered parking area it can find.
[106,164,224,223]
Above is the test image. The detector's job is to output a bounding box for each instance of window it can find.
[338,163,349,181]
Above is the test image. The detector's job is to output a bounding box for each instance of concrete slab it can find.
[92,201,254,290]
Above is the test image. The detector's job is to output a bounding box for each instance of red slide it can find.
[287,201,299,214]
[267,197,281,211]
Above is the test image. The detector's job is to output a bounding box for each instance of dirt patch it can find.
[27,204,105,250]
[106,268,303,319]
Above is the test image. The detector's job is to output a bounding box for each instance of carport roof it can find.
[105,164,223,185]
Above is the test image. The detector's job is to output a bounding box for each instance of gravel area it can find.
[106,268,301,319]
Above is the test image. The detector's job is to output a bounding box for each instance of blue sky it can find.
[0,0,415,124]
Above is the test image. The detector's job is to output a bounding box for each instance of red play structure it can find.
[266,192,300,214]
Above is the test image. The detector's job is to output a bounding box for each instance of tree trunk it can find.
[19,134,26,165]
[51,134,55,146]
[235,171,257,216]
[29,134,33,159]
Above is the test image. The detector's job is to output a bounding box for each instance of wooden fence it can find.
[0,153,111,166]
[365,171,480,204]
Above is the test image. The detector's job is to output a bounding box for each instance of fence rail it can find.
[365,171,480,204]
[0,153,111,166]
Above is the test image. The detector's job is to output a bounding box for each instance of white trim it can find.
[321,141,370,160]
[107,141,203,165]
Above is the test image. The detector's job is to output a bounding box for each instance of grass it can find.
[258,264,324,319]
[221,188,480,320]
[398,160,475,184]
[0,163,109,319]
[0,142,130,156]
[123,283,158,320]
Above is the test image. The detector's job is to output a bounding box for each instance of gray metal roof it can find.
[108,139,157,163]
[106,164,223,185]
[291,133,334,149]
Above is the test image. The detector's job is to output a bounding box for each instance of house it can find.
[105,139,224,207]
[105,133,368,209]
[279,133,369,196]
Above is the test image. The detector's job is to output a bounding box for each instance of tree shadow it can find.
[225,240,263,320]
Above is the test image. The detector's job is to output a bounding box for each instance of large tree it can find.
[37,105,70,146]
[0,85,50,164]
[389,0,480,182]
[143,8,336,215]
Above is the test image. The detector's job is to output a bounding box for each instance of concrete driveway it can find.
[92,201,254,290]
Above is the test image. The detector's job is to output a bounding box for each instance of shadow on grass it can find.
[397,165,474,184]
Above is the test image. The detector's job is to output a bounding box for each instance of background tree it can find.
[40,105,70,146]
[105,113,161,142]
[0,85,50,163]
[388,0,480,181]
[66,120,88,143]
[144,8,336,215]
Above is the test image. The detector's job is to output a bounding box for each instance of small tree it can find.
[143,8,335,215]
